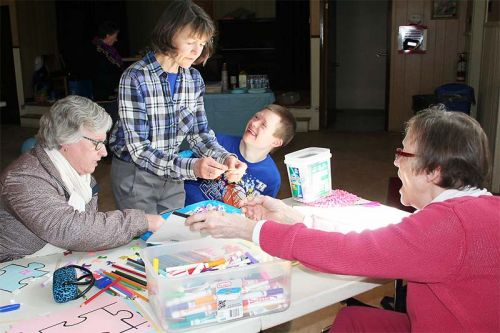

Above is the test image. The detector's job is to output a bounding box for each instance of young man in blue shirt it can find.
[184,104,296,207]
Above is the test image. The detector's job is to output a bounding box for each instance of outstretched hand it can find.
[241,196,305,224]
[185,211,257,241]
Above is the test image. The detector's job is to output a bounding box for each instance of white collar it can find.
[431,187,491,204]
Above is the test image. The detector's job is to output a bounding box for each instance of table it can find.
[0,199,408,332]
[203,92,275,136]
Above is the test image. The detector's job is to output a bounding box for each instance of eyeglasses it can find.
[82,136,107,151]
[395,148,416,160]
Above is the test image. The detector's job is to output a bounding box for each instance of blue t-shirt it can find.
[184,134,281,206]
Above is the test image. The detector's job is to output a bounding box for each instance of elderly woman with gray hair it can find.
[0,96,164,262]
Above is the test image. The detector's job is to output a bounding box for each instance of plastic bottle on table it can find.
[221,63,229,92]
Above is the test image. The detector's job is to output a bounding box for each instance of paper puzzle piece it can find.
[10,295,151,333]
[0,262,49,292]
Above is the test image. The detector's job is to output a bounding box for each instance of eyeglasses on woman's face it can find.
[82,136,107,151]
[394,148,416,161]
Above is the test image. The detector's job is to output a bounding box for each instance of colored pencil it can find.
[112,263,147,279]
[117,282,149,302]
[127,258,145,267]
[81,277,121,307]
[104,271,147,288]
[113,270,148,286]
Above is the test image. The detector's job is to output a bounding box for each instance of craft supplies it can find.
[284,147,332,202]
[140,238,290,331]
[81,277,121,307]
[297,189,360,207]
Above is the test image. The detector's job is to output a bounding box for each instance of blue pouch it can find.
[52,265,95,303]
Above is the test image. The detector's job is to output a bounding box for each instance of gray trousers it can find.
[111,157,185,214]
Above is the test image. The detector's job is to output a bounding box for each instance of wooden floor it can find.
[1,124,403,332]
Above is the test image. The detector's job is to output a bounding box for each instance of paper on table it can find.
[9,294,151,332]
[294,204,411,234]
[146,212,208,244]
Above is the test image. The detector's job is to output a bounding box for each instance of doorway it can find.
[323,0,391,131]
[0,5,20,125]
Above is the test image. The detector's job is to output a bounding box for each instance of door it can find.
[0,5,20,125]
[323,0,390,130]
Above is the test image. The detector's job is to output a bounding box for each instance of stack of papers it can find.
[294,204,411,234]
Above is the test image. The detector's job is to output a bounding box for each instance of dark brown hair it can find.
[406,107,491,189]
[265,104,297,150]
[151,0,215,65]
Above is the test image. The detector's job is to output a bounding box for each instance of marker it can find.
[153,258,159,275]
[206,258,225,268]
[0,303,20,312]
[243,288,284,300]
[244,252,259,264]
[172,211,190,218]
[165,289,212,306]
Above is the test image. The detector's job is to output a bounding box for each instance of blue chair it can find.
[435,83,475,114]
[21,137,37,154]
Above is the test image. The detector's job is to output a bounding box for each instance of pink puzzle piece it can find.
[10,295,152,333]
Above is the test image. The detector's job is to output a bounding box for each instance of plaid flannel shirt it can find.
[109,52,233,180]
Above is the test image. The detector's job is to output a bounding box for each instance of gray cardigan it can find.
[0,144,148,262]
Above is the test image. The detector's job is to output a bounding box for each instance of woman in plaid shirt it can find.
[109,1,246,214]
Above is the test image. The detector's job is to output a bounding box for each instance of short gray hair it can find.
[37,95,112,149]
[406,106,490,189]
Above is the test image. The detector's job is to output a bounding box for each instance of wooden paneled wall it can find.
[388,0,469,131]
[478,23,500,191]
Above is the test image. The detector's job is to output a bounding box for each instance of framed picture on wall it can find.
[431,0,458,19]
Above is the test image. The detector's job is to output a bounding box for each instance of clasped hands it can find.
[185,196,305,241]
[194,155,247,182]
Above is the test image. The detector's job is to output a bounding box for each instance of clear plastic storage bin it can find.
[141,238,291,331]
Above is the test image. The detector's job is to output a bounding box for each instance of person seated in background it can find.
[184,104,296,207]
[0,96,164,263]
[91,21,124,101]
[186,107,500,332]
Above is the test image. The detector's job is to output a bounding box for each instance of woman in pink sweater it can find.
[186,108,499,332]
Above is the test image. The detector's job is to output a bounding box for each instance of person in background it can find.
[186,108,499,332]
[0,96,164,263]
[184,104,296,207]
[91,21,124,101]
[109,0,246,215]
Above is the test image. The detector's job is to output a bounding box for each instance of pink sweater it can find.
[260,196,500,332]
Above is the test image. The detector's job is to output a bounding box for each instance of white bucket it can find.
[284,147,332,202]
